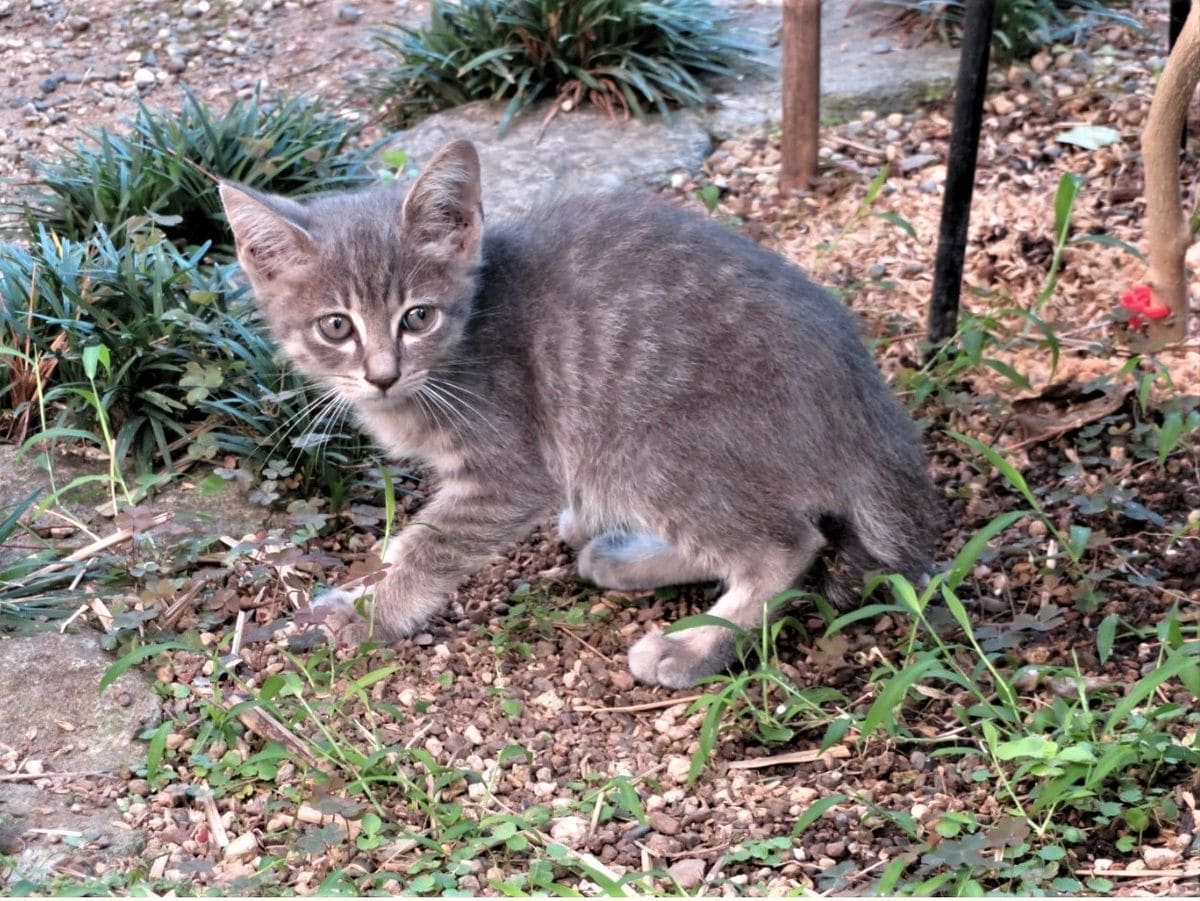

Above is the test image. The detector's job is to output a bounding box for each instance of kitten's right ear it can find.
[219,182,315,284]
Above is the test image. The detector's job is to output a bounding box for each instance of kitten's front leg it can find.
[318,489,548,642]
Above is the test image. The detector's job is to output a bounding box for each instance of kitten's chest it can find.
[355,405,448,468]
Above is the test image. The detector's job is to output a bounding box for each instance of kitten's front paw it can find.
[304,587,374,646]
[627,627,736,689]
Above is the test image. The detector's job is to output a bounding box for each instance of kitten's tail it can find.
[817,472,938,608]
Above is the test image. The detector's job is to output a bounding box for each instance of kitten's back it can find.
[471,194,936,591]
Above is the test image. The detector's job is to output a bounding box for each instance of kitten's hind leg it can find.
[627,526,823,689]
[556,507,590,549]
[577,532,714,591]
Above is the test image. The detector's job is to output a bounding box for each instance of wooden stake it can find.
[780,0,821,191]
[1142,2,1200,346]
[927,0,996,349]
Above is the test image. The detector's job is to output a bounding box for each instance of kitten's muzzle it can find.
[365,372,400,393]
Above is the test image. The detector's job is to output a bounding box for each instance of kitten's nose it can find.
[365,373,399,393]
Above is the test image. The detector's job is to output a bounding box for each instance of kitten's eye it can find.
[317,314,354,342]
[401,306,437,333]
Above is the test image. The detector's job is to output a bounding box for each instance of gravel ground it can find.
[4,0,1200,895]
[0,0,417,185]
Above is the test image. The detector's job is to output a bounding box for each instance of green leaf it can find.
[1155,410,1186,465]
[144,720,172,783]
[994,735,1057,761]
[876,856,910,895]
[820,716,853,751]
[500,698,523,717]
[1071,232,1145,262]
[665,613,743,636]
[862,657,940,739]
[351,665,399,691]
[1105,649,1200,733]
[81,343,111,380]
[790,794,846,837]
[1056,743,1096,764]
[1067,524,1092,562]
[824,602,907,635]
[945,509,1026,590]
[100,641,195,693]
[613,778,647,824]
[695,183,720,214]
[490,820,518,841]
[1097,613,1119,664]
[951,431,1040,510]
[875,211,917,241]
[1125,807,1149,831]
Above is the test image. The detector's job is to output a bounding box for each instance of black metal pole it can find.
[927,0,996,350]
[1171,0,1191,48]
[1171,0,1191,149]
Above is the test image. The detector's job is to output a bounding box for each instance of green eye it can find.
[401,306,437,333]
[317,314,354,341]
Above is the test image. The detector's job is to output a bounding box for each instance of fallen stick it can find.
[1076,867,1198,878]
[223,691,328,771]
[579,694,704,715]
[12,511,172,591]
[726,746,852,770]
[0,770,112,782]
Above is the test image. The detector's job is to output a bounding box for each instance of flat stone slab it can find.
[387,100,713,220]
[0,632,158,872]
[704,1,960,139]
[382,1,959,218]
[0,631,160,773]
[0,444,279,572]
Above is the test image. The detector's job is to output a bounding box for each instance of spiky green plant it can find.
[0,225,370,475]
[9,88,373,254]
[373,0,761,133]
[873,0,1140,59]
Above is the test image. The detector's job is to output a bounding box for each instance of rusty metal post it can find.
[781,0,821,191]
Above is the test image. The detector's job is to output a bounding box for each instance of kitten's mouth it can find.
[364,372,428,404]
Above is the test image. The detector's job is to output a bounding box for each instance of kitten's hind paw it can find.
[299,587,375,647]
[627,626,737,689]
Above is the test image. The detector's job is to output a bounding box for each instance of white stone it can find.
[549,815,589,849]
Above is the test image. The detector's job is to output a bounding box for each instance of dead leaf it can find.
[1010,380,1132,449]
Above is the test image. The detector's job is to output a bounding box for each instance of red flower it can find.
[1120,284,1171,329]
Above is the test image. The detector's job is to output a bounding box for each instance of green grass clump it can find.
[0,88,379,484]
[373,0,760,133]
[875,0,1140,59]
[0,222,369,477]
[10,88,372,253]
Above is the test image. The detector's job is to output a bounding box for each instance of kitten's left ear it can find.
[402,139,484,266]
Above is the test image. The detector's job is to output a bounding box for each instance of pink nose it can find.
[366,373,399,392]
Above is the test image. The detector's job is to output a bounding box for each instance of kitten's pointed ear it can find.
[219,182,315,284]
[402,140,483,266]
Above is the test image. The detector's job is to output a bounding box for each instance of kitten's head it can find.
[219,139,484,409]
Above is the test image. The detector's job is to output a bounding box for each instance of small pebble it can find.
[649,811,680,835]
[550,815,588,848]
[668,858,706,889]
[224,832,258,862]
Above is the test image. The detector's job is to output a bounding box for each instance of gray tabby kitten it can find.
[219,139,937,689]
